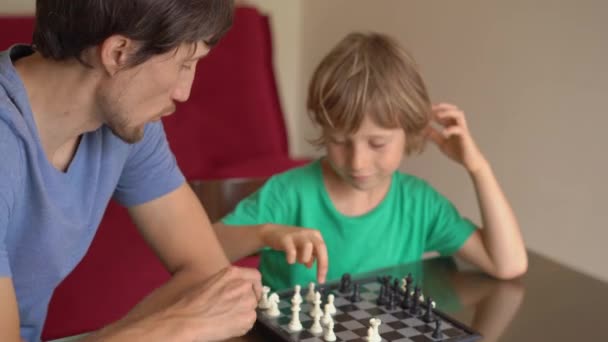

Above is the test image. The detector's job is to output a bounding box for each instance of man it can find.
[0,1,262,341]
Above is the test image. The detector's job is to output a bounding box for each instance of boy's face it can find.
[325,114,406,191]
[97,41,209,143]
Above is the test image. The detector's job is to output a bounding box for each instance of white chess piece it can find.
[401,278,407,292]
[288,302,303,332]
[310,291,323,317]
[306,282,316,302]
[327,294,336,315]
[321,303,333,326]
[324,319,337,341]
[309,312,323,334]
[292,284,303,305]
[258,286,271,309]
[266,293,280,317]
[368,317,382,342]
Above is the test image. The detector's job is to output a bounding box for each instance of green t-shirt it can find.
[222,159,476,291]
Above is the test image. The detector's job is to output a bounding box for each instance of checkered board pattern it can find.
[255,278,481,342]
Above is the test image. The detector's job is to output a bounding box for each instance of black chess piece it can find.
[377,284,385,305]
[410,286,421,315]
[392,278,399,293]
[386,290,395,310]
[432,319,442,339]
[424,296,434,322]
[340,273,352,293]
[406,272,413,285]
[401,290,411,309]
[350,283,361,302]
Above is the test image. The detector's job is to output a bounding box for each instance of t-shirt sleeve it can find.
[221,177,288,226]
[0,122,22,277]
[424,184,476,256]
[113,121,185,207]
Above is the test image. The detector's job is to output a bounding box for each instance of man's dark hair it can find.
[32,0,234,67]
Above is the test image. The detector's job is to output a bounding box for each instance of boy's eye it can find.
[370,143,386,149]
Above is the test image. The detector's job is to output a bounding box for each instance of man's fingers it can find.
[231,266,263,299]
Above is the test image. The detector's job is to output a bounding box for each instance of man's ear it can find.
[98,35,137,75]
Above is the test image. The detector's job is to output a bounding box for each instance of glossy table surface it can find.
[228,251,608,342]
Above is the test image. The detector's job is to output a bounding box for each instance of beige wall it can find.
[296,0,608,281]
[3,1,606,282]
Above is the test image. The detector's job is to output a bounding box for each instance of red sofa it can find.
[1,6,307,340]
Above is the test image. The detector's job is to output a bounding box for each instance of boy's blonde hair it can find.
[307,32,431,155]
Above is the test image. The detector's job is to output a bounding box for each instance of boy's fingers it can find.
[284,239,296,264]
[426,126,444,145]
[300,242,314,265]
[314,240,329,284]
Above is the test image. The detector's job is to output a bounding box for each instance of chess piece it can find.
[376,284,385,305]
[321,303,333,326]
[306,282,316,303]
[258,285,271,309]
[432,319,442,339]
[293,284,303,305]
[386,290,395,310]
[310,291,323,317]
[324,319,337,341]
[368,317,382,342]
[339,273,352,293]
[309,312,323,334]
[266,293,280,317]
[288,302,303,332]
[424,296,436,323]
[327,294,337,315]
[350,283,361,302]
[410,286,421,315]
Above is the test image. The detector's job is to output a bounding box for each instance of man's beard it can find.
[105,111,145,144]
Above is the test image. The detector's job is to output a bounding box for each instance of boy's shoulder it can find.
[267,159,322,187]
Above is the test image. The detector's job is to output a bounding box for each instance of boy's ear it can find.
[99,35,137,75]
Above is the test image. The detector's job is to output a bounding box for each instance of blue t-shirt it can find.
[0,46,185,341]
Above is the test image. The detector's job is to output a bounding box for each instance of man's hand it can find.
[166,266,262,341]
[259,224,328,284]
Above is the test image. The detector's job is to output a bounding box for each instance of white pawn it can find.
[266,293,280,317]
[293,284,303,305]
[310,291,323,317]
[401,278,407,292]
[368,317,381,342]
[321,303,333,326]
[309,312,323,334]
[324,319,337,341]
[258,285,271,309]
[288,303,303,332]
[327,294,337,315]
[306,282,316,302]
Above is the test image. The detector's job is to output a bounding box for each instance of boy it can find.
[213,32,527,290]
[0,1,261,341]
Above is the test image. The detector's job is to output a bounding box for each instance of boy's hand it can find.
[259,224,328,283]
[427,103,487,173]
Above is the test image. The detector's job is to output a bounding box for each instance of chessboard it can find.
[255,274,481,342]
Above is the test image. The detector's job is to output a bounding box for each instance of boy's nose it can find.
[349,147,369,172]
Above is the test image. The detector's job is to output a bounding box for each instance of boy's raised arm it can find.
[428,103,527,279]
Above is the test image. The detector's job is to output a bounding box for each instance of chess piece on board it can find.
[258,285,271,309]
[266,293,280,317]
